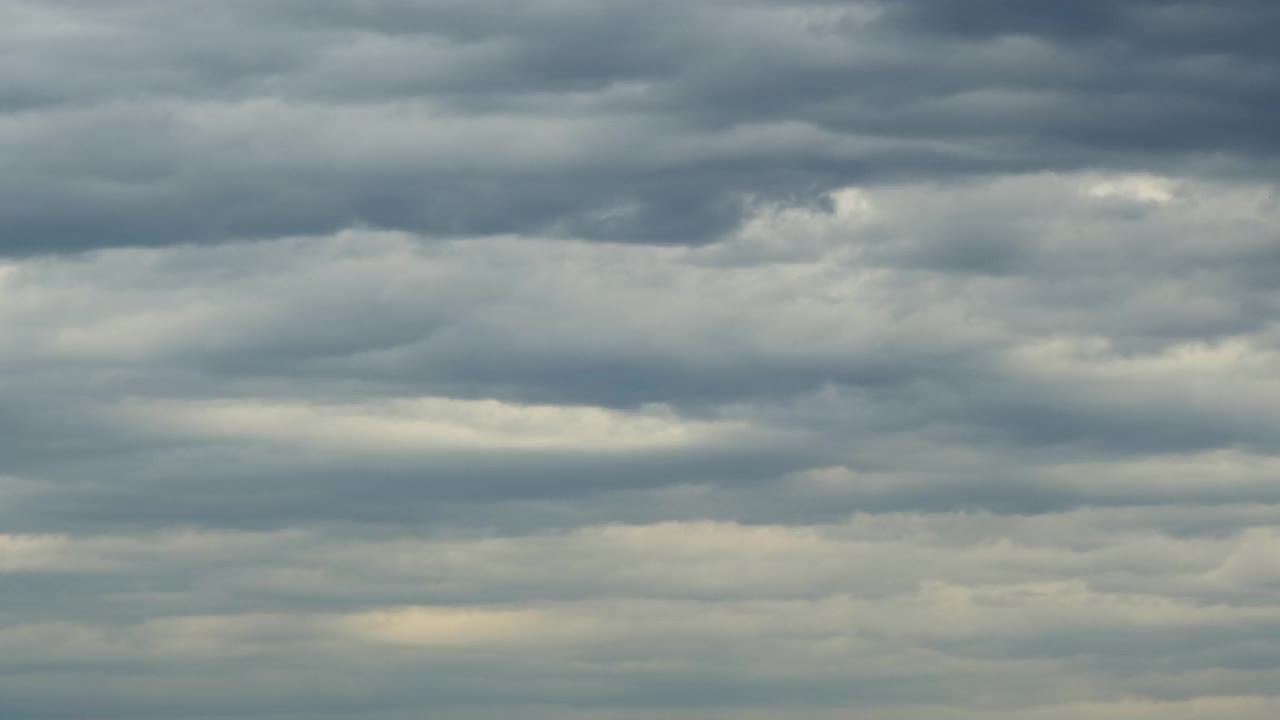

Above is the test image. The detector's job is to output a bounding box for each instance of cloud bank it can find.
[2,1,1278,718]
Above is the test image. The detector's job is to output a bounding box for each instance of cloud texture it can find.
[2,1,1279,718]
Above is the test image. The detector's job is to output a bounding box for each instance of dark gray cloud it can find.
[2,0,1279,254]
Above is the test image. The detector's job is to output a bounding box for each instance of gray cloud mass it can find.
[3,0,1279,254]
[2,1,1279,719]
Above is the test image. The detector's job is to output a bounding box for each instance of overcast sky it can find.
[3,1,1280,718]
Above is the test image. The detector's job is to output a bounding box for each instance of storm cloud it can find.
[2,1,1279,718]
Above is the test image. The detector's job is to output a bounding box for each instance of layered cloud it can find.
[4,0,1279,254]
[3,1,1279,718]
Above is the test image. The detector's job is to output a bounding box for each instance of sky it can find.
[2,1,1279,718]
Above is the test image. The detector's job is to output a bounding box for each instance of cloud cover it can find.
[2,1,1279,718]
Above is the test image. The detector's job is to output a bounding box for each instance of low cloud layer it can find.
[3,1,1279,718]
[4,0,1279,254]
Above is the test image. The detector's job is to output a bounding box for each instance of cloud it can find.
[4,1,1279,717]
[2,173,1278,534]
[4,514,1280,718]
[3,1,1278,255]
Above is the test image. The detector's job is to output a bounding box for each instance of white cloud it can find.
[112,396,753,452]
